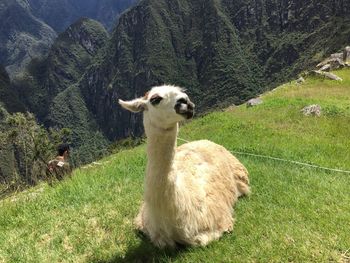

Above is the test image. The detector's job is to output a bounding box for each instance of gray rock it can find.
[301,105,322,117]
[316,58,345,71]
[246,98,263,107]
[344,46,350,62]
[311,70,343,81]
[320,64,331,71]
[296,76,305,84]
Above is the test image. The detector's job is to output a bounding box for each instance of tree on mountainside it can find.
[0,110,72,196]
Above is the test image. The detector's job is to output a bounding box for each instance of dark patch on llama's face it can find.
[175,98,195,119]
[150,94,163,105]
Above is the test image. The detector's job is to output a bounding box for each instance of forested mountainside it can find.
[0,0,57,77]
[223,0,350,83]
[0,0,137,77]
[14,18,109,122]
[13,18,110,164]
[0,65,25,113]
[78,0,350,140]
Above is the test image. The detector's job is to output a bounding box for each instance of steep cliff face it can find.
[0,0,137,79]
[15,18,108,122]
[222,0,350,82]
[0,0,57,77]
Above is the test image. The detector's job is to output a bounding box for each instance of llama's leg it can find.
[135,204,176,248]
[235,170,250,197]
[150,232,176,248]
[134,203,148,235]
[193,231,223,246]
[237,180,250,197]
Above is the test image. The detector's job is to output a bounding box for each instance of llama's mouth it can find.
[175,101,195,119]
[185,110,194,119]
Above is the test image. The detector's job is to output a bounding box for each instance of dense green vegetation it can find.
[12,18,110,166]
[78,0,350,141]
[0,65,25,113]
[0,69,349,262]
[0,106,71,197]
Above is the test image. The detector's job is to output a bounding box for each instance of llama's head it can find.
[119,85,195,129]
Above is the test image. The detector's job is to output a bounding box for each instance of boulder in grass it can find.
[246,98,263,107]
[301,104,322,117]
[296,77,305,84]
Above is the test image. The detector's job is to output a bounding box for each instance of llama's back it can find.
[170,140,249,244]
[176,140,249,199]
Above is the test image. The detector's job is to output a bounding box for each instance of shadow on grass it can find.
[97,232,188,263]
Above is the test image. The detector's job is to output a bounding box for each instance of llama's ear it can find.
[118,98,147,112]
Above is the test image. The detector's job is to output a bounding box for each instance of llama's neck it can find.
[144,119,178,185]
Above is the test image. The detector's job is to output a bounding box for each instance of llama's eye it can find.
[150,95,163,105]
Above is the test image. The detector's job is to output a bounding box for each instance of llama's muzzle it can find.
[175,99,195,119]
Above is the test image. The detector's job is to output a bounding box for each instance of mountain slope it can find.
[0,0,137,78]
[77,0,350,141]
[79,0,264,140]
[0,0,57,77]
[0,65,25,112]
[27,0,137,32]
[15,18,108,122]
[222,0,350,83]
[0,68,349,262]
[13,18,110,165]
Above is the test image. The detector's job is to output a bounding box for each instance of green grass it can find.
[1,69,350,262]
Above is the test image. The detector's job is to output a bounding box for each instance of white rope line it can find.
[177,137,350,174]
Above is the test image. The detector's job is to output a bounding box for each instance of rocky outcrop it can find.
[311,70,343,81]
[316,46,350,71]
[317,58,345,71]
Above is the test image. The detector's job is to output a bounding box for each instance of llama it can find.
[119,85,250,248]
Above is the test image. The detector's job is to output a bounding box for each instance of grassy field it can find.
[1,69,350,262]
